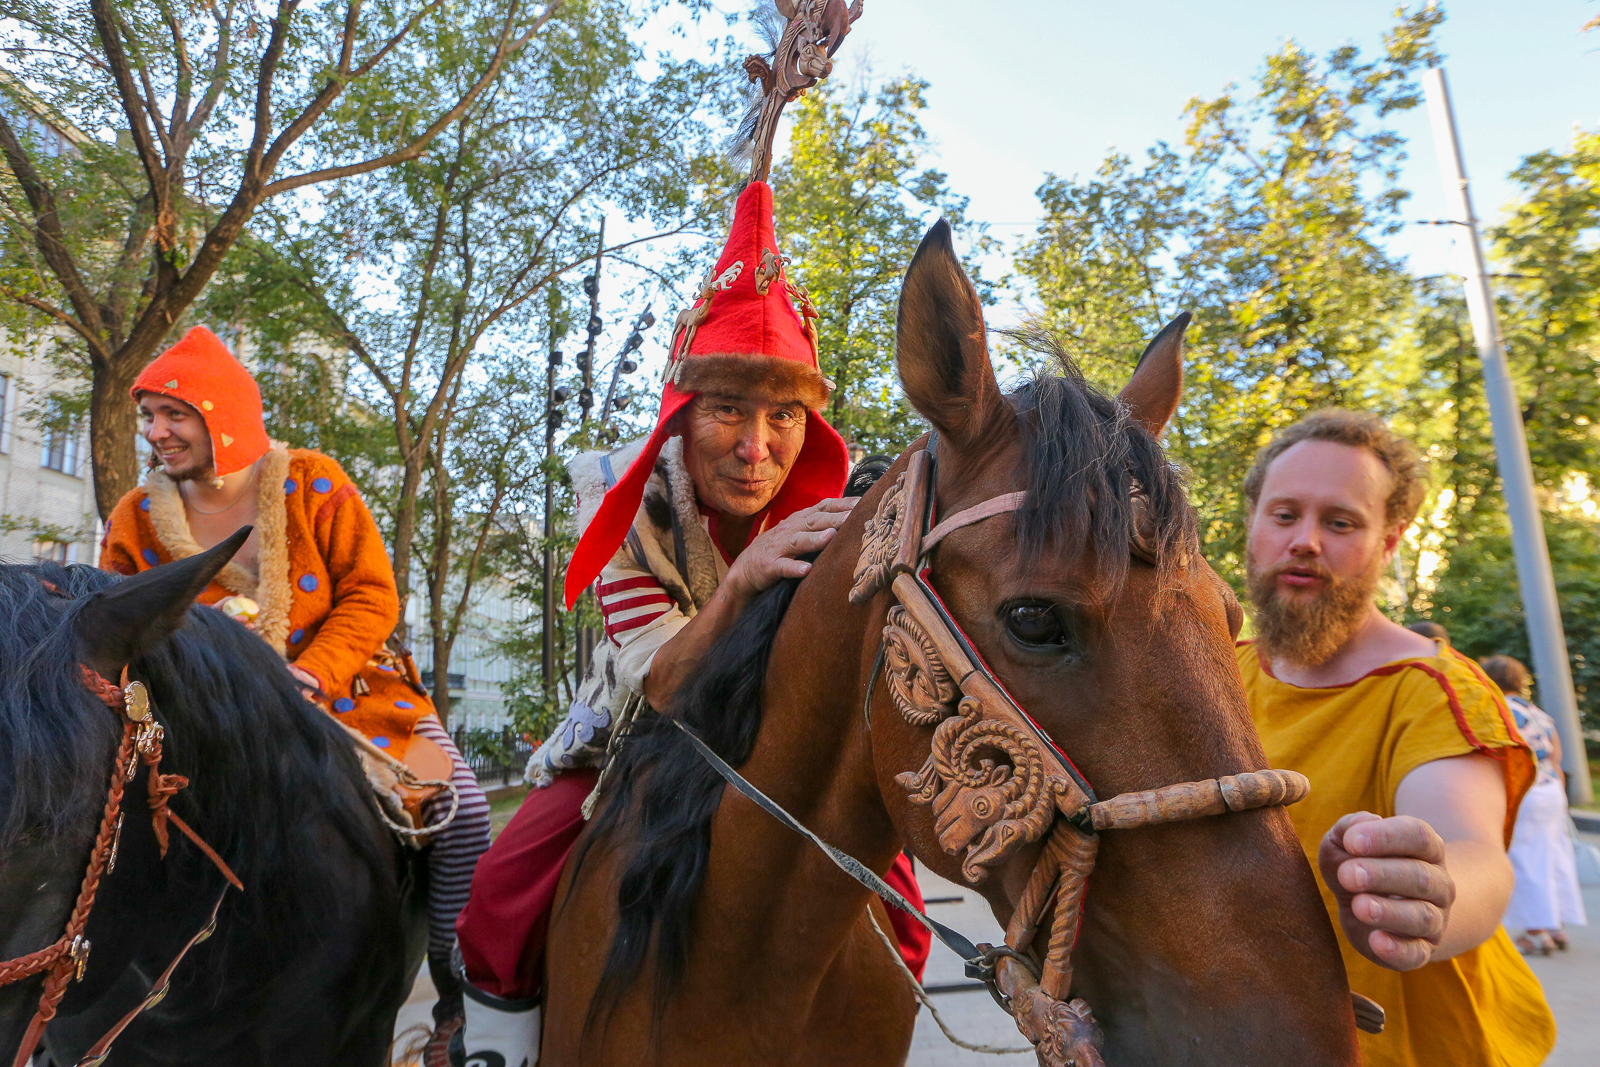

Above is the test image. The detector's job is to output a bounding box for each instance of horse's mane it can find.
[580,350,1195,1029]
[0,562,389,937]
[1008,330,1195,597]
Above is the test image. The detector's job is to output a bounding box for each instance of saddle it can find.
[327,635,460,848]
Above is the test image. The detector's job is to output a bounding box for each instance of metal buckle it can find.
[106,812,125,875]
[970,943,1040,1015]
[68,935,91,981]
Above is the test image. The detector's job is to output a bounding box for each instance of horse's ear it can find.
[1118,312,1190,439]
[75,527,251,678]
[896,219,1007,451]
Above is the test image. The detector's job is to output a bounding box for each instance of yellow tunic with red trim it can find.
[100,444,433,762]
[1238,641,1554,1067]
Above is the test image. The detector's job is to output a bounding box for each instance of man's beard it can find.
[168,464,211,483]
[1246,551,1383,668]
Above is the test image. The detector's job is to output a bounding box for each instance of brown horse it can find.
[541,221,1360,1065]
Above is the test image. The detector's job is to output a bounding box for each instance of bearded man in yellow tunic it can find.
[1236,409,1555,1067]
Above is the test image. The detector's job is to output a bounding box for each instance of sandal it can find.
[1549,929,1569,952]
[1514,931,1555,956]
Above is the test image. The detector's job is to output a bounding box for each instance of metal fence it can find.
[451,725,535,789]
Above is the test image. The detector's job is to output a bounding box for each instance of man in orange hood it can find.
[100,326,492,1055]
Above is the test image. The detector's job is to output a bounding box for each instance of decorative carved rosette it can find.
[896,696,1073,884]
[1012,990,1106,1067]
[850,470,905,603]
[882,606,957,726]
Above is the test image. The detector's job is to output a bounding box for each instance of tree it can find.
[1406,127,1600,730]
[1014,6,1444,583]
[1485,130,1600,489]
[772,73,988,454]
[1424,514,1600,733]
[0,0,563,517]
[210,0,728,719]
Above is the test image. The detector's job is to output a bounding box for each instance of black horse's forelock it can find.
[0,562,389,939]
[579,347,1192,1032]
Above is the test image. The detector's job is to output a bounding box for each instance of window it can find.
[0,373,9,454]
[41,423,80,475]
[33,541,71,564]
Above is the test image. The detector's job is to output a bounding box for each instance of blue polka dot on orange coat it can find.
[312,477,333,493]
[371,736,390,749]
[141,549,159,566]
[395,700,414,709]
[333,697,355,713]
[298,574,318,593]
[289,628,305,644]
[285,478,297,494]
[139,497,151,512]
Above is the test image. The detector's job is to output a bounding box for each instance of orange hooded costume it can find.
[100,327,433,762]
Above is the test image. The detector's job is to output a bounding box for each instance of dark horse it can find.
[543,222,1360,1064]
[0,535,425,1065]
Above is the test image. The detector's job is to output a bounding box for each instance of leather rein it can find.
[0,665,240,1067]
[847,440,1321,1065]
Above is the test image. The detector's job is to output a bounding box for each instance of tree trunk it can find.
[90,352,146,516]
[390,447,425,640]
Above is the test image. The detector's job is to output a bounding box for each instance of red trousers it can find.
[456,769,932,998]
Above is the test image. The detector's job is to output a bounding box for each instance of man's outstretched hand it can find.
[722,497,857,605]
[1318,811,1456,971]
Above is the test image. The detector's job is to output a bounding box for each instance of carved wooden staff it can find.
[741,0,864,183]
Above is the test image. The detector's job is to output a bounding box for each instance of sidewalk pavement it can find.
[394,843,1600,1065]
[1522,831,1599,1067]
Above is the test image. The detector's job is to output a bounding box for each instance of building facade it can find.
[0,339,100,565]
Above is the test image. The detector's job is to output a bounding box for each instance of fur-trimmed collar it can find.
[143,443,293,656]
[657,436,720,608]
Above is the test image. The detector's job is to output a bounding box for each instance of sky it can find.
[610,1,1599,388]
[836,0,1599,293]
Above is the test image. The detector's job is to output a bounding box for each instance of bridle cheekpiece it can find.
[853,440,1315,1065]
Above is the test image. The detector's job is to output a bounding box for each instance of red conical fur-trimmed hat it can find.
[132,326,272,477]
[563,181,848,607]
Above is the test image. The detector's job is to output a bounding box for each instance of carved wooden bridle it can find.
[0,666,240,1067]
[852,441,1315,1066]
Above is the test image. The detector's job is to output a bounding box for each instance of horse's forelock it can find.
[1008,335,1195,598]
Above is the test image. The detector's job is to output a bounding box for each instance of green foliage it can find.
[1487,129,1600,487]
[773,73,990,455]
[206,0,727,723]
[1,0,573,514]
[1015,6,1443,584]
[1422,515,1600,733]
[1014,6,1600,733]
[1405,127,1600,729]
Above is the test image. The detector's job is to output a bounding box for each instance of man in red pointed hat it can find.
[452,181,930,1063]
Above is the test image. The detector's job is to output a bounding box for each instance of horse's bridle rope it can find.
[851,442,1313,1065]
[0,666,240,1067]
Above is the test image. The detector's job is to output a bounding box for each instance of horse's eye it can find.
[1003,602,1071,651]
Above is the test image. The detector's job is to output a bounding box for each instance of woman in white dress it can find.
[1481,654,1588,953]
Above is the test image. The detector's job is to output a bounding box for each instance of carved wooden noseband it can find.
[853,444,1312,1066]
